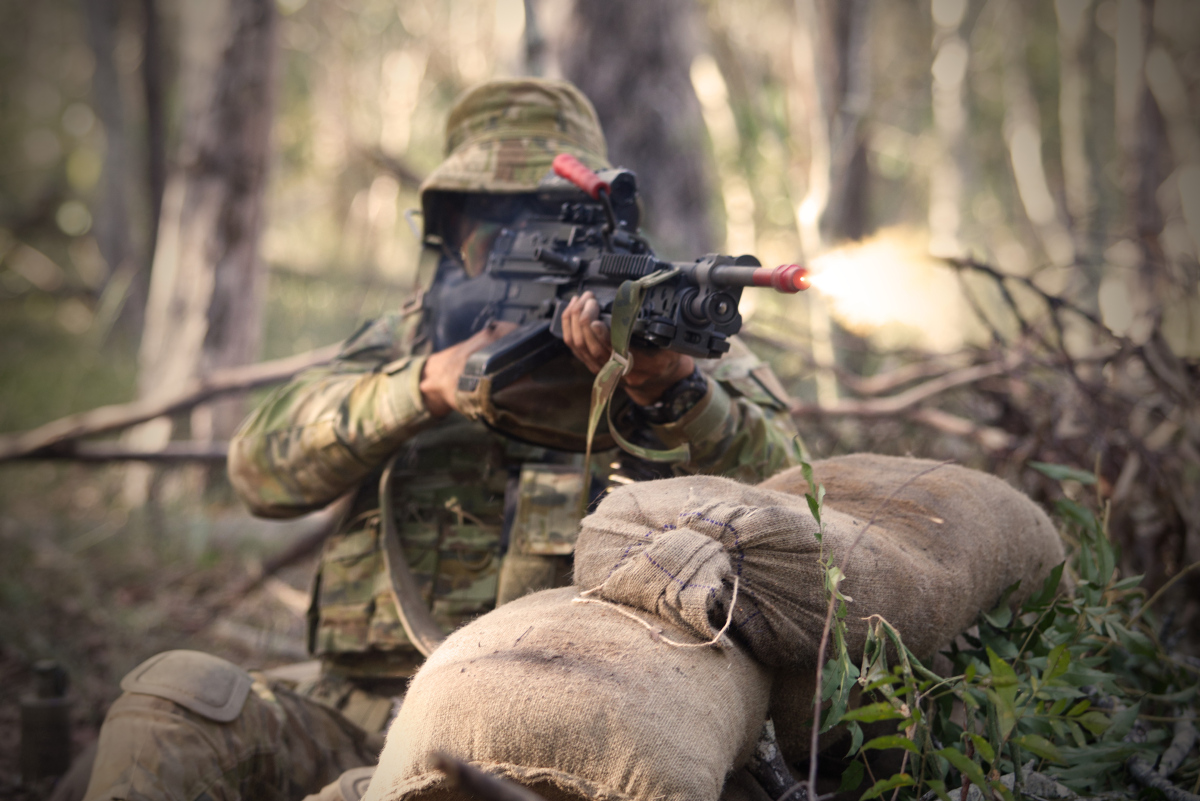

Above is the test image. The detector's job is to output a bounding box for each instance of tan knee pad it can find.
[119,650,253,722]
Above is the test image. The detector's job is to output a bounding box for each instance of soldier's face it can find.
[443,194,535,277]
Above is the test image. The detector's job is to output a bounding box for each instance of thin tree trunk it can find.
[124,0,277,504]
[81,0,135,321]
[559,0,714,260]
[1056,0,1103,304]
[928,0,969,259]
[142,0,167,263]
[1113,0,1168,343]
[999,0,1076,272]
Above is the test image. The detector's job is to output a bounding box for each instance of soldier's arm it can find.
[227,312,435,518]
[644,338,806,483]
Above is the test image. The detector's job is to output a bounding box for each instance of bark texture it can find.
[125,0,277,500]
[559,0,714,259]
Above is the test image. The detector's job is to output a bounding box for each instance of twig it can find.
[806,460,955,797]
[1158,712,1197,779]
[1128,561,1200,630]
[361,147,426,190]
[789,359,1016,418]
[0,344,340,462]
[1127,755,1200,801]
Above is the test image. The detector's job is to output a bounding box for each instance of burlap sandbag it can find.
[573,454,1065,762]
[364,587,772,801]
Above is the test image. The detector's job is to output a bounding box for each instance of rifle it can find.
[453,154,809,398]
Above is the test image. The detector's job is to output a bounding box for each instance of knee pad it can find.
[119,650,253,722]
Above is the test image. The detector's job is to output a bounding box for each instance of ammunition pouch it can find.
[119,650,253,723]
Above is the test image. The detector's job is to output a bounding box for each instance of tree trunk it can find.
[1113,0,1169,344]
[124,0,277,504]
[141,0,168,263]
[928,0,969,259]
[81,0,136,323]
[1056,0,1104,304]
[999,0,1076,273]
[559,0,714,259]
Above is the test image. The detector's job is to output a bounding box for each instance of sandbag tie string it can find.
[572,575,741,649]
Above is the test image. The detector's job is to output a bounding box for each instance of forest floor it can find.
[0,459,323,799]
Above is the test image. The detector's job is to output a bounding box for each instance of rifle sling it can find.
[581,271,691,516]
[378,453,447,658]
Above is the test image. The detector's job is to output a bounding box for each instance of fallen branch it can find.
[17,440,230,462]
[788,359,1018,451]
[740,328,973,397]
[1127,754,1200,801]
[789,359,1015,418]
[0,344,340,463]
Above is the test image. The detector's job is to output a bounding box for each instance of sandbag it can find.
[573,454,1065,762]
[364,586,772,801]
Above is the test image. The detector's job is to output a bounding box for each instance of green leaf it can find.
[925,779,953,801]
[1066,699,1090,717]
[1027,563,1065,608]
[1029,461,1097,485]
[1076,710,1110,736]
[806,493,821,524]
[801,461,815,493]
[859,773,914,801]
[1014,734,1065,764]
[862,735,921,754]
[968,734,995,764]
[990,780,1017,801]
[845,720,865,758]
[1045,644,1070,682]
[986,648,1020,739]
[938,747,988,790]
[838,760,865,793]
[1103,703,1139,742]
[839,701,907,723]
[1066,719,1087,747]
[1110,574,1145,591]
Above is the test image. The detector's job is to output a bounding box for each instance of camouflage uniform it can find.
[81,78,804,801]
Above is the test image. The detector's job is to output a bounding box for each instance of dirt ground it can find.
[0,461,325,799]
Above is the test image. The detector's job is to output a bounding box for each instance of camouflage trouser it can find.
[82,653,383,801]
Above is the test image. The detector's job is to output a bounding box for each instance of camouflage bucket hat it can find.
[420,78,610,196]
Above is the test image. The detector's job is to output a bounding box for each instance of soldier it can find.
[79,78,804,801]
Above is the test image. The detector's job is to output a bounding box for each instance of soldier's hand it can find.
[420,321,518,417]
[562,291,694,407]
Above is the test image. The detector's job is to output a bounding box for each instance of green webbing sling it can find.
[581,270,691,516]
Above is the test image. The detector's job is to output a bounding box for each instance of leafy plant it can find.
[802,461,1200,800]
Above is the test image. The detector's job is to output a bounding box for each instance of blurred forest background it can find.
[0,0,1197,793]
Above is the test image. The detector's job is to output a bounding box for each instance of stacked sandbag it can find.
[364,586,772,801]
[573,454,1065,763]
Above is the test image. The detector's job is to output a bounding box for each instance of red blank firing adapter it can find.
[553,153,610,199]
[751,264,810,293]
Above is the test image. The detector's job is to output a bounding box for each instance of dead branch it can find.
[0,344,340,463]
[789,359,1015,418]
[1127,755,1200,801]
[17,441,230,462]
[362,146,426,190]
[741,328,973,397]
